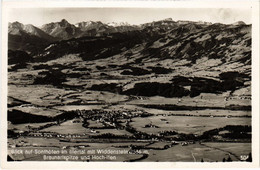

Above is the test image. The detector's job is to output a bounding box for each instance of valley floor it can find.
[8,84,251,162]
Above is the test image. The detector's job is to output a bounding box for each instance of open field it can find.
[130,115,251,135]
[203,142,251,158]
[143,142,251,162]
[39,119,132,136]
[39,119,88,134]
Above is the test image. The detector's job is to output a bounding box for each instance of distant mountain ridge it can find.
[8,22,57,53]
[9,18,249,40]
[8,21,56,41]
[41,19,82,40]
[8,18,250,53]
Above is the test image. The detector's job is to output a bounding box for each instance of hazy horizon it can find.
[8,8,251,27]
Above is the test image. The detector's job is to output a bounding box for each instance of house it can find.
[181,142,188,146]
[90,129,98,133]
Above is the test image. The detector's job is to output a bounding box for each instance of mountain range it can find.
[8,18,248,53]
[8,18,251,99]
[8,19,141,52]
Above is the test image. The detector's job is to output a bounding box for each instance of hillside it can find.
[25,19,251,98]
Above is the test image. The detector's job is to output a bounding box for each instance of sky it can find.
[8,8,252,27]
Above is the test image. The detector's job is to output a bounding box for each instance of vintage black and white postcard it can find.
[1,0,259,169]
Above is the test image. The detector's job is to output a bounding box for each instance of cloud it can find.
[218,9,232,20]
[209,8,251,24]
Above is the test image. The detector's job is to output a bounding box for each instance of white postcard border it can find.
[1,0,259,169]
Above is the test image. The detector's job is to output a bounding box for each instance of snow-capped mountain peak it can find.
[107,22,131,27]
